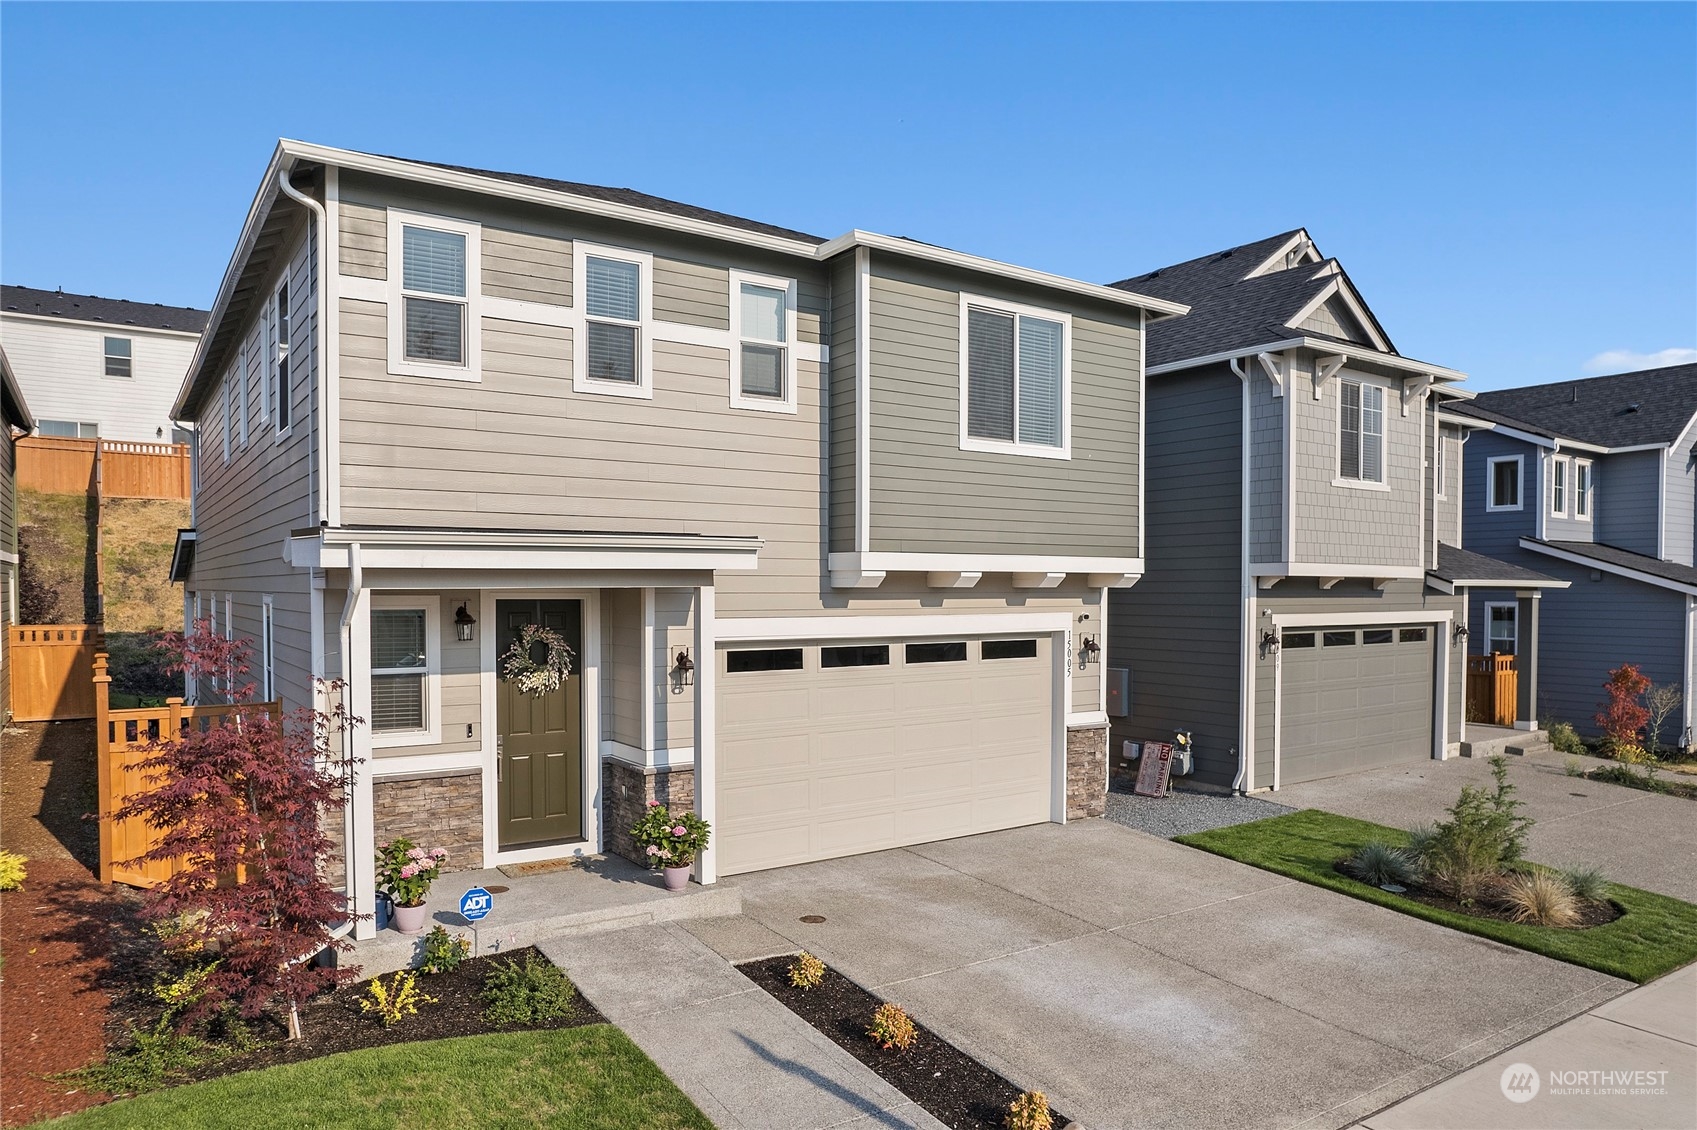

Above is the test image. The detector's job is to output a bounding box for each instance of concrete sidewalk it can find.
[1356,963,1696,1129]
[539,922,947,1130]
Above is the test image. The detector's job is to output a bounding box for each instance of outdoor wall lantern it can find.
[1259,629,1281,656]
[1080,634,1101,667]
[454,602,477,642]
[674,648,695,687]
[1452,623,1469,646]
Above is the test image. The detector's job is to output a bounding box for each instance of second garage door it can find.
[1280,625,1435,785]
[716,636,1054,875]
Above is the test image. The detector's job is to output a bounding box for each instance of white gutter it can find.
[338,542,363,628]
[1230,357,1253,794]
[275,167,330,532]
[1149,338,1467,384]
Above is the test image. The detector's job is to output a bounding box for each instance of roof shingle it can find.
[1,285,209,334]
[1523,539,1697,592]
[1451,365,1697,449]
[1429,543,1563,587]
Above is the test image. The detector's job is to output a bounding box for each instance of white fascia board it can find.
[1256,563,1427,581]
[1148,338,1465,384]
[1,348,35,430]
[1245,230,1317,278]
[1,311,203,342]
[287,529,762,573]
[1520,538,1697,597]
[1269,609,1453,628]
[1146,340,1308,376]
[1437,411,1494,429]
[1427,572,1570,592]
[816,231,1190,318]
[829,551,1143,577]
[717,611,1075,643]
[1670,408,1697,455]
[1282,277,1393,354]
[175,143,290,419]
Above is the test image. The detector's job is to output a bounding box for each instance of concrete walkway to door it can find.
[694,820,1628,1130]
[1272,749,1697,902]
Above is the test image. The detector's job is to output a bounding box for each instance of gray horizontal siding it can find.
[339,200,386,280]
[1665,444,1694,566]
[653,257,729,330]
[828,255,856,554]
[1596,449,1660,557]
[1249,377,1283,563]
[864,257,1140,557]
[483,226,571,305]
[1110,367,1242,788]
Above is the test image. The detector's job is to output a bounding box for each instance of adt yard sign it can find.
[459,887,494,922]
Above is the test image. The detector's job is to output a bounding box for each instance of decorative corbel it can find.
[1401,373,1433,418]
[1254,352,1285,398]
[1313,355,1346,400]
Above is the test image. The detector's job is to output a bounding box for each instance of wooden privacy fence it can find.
[94,653,280,888]
[1467,653,1518,727]
[16,435,191,499]
[8,625,100,721]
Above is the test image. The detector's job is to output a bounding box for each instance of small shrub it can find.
[153,960,220,1022]
[1403,823,1437,861]
[1341,841,1419,888]
[1425,755,1534,898]
[0,851,26,892]
[1005,1090,1053,1130]
[787,951,826,991]
[1612,743,1652,766]
[1645,683,1684,754]
[56,1019,209,1095]
[359,970,437,1027]
[1596,664,1651,755]
[1497,871,1581,927]
[1560,865,1609,902]
[867,1002,917,1052]
[1546,721,1587,757]
[482,952,575,1026]
[1564,757,1586,778]
[419,925,472,975]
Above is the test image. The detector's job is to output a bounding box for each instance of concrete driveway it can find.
[692,820,1627,1130]
[1272,749,1697,903]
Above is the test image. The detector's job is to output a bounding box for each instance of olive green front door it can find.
[495,599,584,849]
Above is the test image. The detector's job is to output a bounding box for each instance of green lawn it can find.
[1175,809,1697,983]
[47,1025,711,1130]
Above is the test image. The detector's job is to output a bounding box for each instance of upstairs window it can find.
[1551,456,1568,516]
[574,242,653,398]
[1487,455,1522,511]
[1338,379,1384,484]
[103,336,132,378]
[961,296,1069,458]
[1434,428,1446,498]
[38,420,97,438]
[731,271,797,412]
[386,209,480,381]
[272,281,291,434]
[1576,460,1593,518]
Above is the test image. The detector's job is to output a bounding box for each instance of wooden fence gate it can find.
[7,625,100,721]
[1466,653,1518,727]
[94,653,279,888]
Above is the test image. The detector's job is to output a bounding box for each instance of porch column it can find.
[693,582,717,885]
[1515,590,1541,731]
[345,587,379,940]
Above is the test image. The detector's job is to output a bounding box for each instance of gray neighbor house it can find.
[1451,364,1697,747]
[1105,229,1565,792]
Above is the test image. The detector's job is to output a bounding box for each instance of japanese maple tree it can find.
[114,621,363,1037]
[1595,662,1651,757]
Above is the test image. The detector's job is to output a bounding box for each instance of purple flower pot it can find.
[662,865,691,892]
[391,901,429,935]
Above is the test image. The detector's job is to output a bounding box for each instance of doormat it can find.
[497,858,577,879]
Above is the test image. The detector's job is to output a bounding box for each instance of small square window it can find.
[1488,456,1522,510]
[1323,631,1357,647]
[1398,628,1428,643]
[821,645,889,668]
[103,336,132,378]
[726,648,804,673]
[981,639,1038,660]
[906,641,968,664]
[1363,629,1394,645]
[1282,632,1316,649]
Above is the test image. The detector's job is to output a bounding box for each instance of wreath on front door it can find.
[499,624,576,697]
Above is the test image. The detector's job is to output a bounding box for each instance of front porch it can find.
[346,852,739,979]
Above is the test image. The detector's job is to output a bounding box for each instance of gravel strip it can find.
[1105,786,1294,839]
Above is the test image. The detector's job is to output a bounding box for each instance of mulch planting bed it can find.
[1583,765,1697,801]
[1329,862,1622,928]
[738,955,1066,1130]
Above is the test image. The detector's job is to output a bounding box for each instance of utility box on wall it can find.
[1106,667,1130,717]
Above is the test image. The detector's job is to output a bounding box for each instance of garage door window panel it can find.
[1323,631,1357,647]
[906,641,968,664]
[726,648,804,673]
[982,638,1039,660]
[1363,629,1394,645]
[821,644,890,669]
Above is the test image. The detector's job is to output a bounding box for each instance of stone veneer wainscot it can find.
[602,760,696,867]
[372,769,484,871]
[1066,725,1108,820]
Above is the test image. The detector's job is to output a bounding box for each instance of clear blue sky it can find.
[3,2,1692,390]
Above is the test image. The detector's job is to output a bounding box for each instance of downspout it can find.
[275,167,329,529]
[1230,357,1253,793]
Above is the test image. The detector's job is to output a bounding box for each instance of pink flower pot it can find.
[391,901,429,935]
[662,865,691,892]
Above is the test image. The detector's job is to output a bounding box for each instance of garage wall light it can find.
[1452,624,1469,645]
[673,648,695,687]
[1080,634,1100,667]
[1259,629,1280,656]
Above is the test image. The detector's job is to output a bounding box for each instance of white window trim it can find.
[1434,427,1447,499]
[221,375,232,463]
[369,596,442,749]
[728,268,799,414]
[570,240,654,400]
[1484,601,1518,655]
[273,280,293,442]
[1550,455,1570,518]
[236,337,249,449]
[1574,458,1593,520]
[102,336,133,380]
[260,595,276,701]
[1487,454,1524,511]
[956,292,1072,461]
[385,208,483,382]
[1332,374,1389,490]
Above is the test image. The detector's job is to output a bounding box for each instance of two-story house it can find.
[1452,364,1697,748]
[0,286,208,442]
[169,140,1185,939]
[1105,229,1564,792]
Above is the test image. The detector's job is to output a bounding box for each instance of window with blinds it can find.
[585,255,641,383]
[401,225,468,365]
[738,282,787,399]
[371,607,428,733]
[274,281,291,432]
[1338,379,1385,483]
[103,336,132,378]
[964,302,1066,453]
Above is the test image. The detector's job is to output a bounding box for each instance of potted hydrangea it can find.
[630,802,712,891]
[376,837,448,934]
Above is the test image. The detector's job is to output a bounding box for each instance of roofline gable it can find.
[1283,273,1392,353]
[1244,228,1320,279]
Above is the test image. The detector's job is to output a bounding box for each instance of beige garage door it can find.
[716,636,1054,875]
